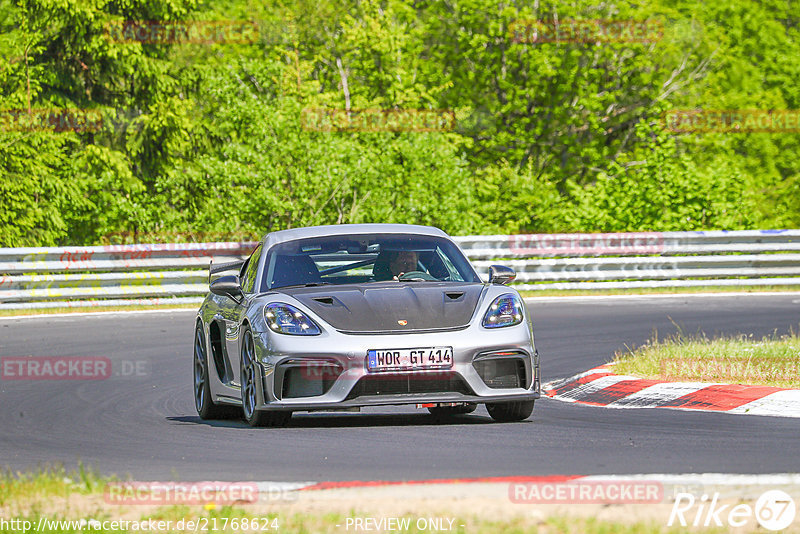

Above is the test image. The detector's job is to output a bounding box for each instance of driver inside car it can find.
[389,250,419,279]
[373,250,420,281]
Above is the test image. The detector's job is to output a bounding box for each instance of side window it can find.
[240,245,262,294]
[437,247,465,282]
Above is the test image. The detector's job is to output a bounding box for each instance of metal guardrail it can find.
[461,230,800,290]
[0,243,255,309]
[457,230,800,259]
[1,230,799,309]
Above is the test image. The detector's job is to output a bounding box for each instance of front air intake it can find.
[345,372,472,399]
[473,355,527,389]
[278,360,342,399]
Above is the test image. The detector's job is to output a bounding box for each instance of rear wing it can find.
[208,259,245,285]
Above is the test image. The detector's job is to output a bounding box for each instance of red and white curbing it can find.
[261,473,800,492]
[260,473,800,496]
[543,364,800,418]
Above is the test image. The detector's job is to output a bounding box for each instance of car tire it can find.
[241,326,292,428]
[427,403,477,417]
[486,400,534,422]
[194,322,240,420]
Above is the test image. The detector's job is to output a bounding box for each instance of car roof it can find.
[260,223,450,249]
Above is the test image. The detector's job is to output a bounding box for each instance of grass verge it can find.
[0,467,716,534]
[612,330,800,388]
[0,464,105,508]
[0,510,701,534]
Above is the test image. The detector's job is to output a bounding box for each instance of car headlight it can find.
[264,303,321,335]
[482,293,524,328]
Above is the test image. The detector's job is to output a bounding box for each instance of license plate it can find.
[367,347,453,371]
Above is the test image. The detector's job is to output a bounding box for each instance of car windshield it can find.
[261,233,480,290]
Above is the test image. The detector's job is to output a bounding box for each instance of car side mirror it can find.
[488,265,516,285]
[210,275,243,302]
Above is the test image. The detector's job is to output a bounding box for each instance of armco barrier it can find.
[1,230,799,309]
[457,230,800,259]
[461,230,800,291]
[0,242,256,309]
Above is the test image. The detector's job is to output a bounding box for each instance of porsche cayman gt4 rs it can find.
[193,224,540,427]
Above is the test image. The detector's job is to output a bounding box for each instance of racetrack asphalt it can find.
[1,294,799,481]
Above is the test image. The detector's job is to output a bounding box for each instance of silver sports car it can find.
[193,224,540,426]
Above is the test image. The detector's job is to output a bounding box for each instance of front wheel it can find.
[486,400,534,422]
[241,327,291,428]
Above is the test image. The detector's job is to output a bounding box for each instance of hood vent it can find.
[285,283,483,333]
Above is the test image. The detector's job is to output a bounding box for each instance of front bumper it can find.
[251,320,540,411]
[255,391,540,411]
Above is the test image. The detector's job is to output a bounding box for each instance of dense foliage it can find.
[0,0,797,246]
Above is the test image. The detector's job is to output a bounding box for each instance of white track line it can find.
[582,473,800,486]
[728,390,800,418]
[3,291,795,320]
[525,291,800,303]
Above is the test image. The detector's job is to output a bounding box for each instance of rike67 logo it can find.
[668,490,796,531]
